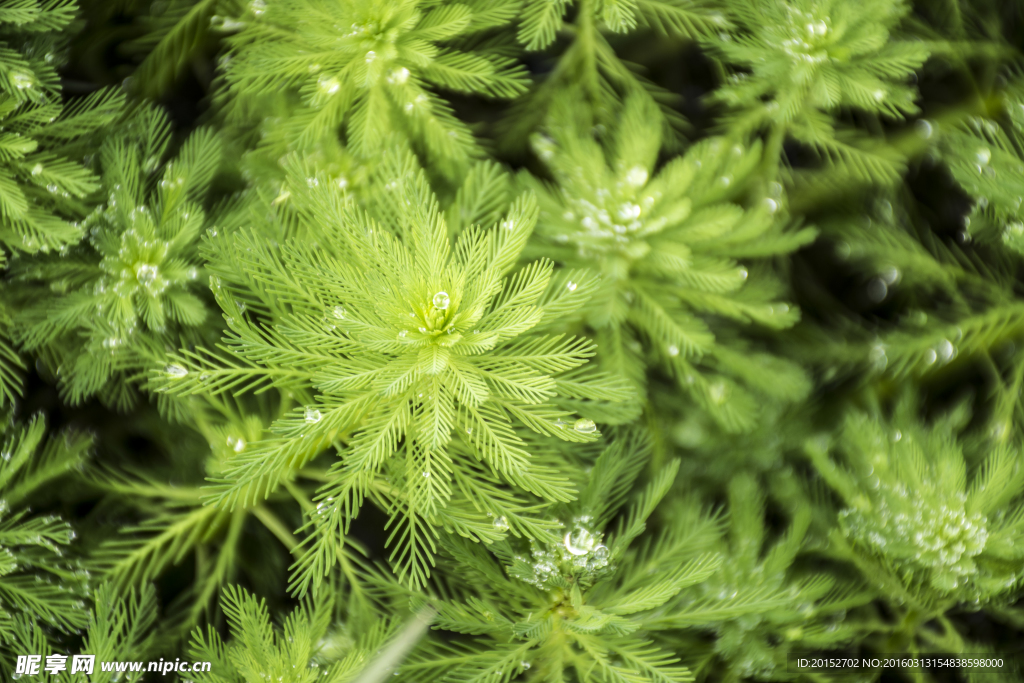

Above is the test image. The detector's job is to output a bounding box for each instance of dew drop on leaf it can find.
[165,364,188,379]
[564,528,596,555]
[573,418,597,434]
[432,291,450,310]
[304,407,322,423]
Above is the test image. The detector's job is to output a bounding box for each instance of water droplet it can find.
[617,203,641,220]
[388,67,410,84]
[866,277,887,302]
[936,339,956,362]
[566,281,577,291]
[165,364,188,379]
[333,305,346,319]
[564,528,596,555]
[916,119,934,139]
[305,407,323,423]
[493,516,509,531]
[11,72,32,90]
[625,165,648,186]
[573,418,597,434]
[318,76,341,95]
[976,148,991,165]
[432,291,450,310]
[31,163,43,176]
[667,344,679,357]
[398,330,408,339]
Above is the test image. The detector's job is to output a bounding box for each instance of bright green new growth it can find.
[11,105,219,409]
[525,91,814,431]
[156,145,629,590]
[223,0,528,179]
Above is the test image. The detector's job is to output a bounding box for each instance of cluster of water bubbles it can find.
[513,516,612,589]
[777,7,832,66]
[839,483,989,594]
[540,155,659,258]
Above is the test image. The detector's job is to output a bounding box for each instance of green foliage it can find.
[0,412,92,663]
[403,434,726,683]
[941,79,1024,256]
[221,0,528,179]
[524,91,814,430]
[8,583,159,682]
[707,0,929,183]
[808,400,1024,611]
[155,145,630,591]
[10,104,219,409]
[86,398,332,640]
[516,0,727,50]
[188,584,399,683]
[0,0,123,406]
[674,472,866,680]
[6,0,1024,680]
